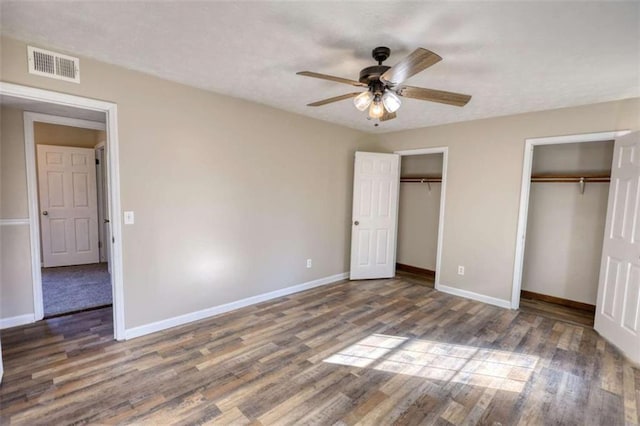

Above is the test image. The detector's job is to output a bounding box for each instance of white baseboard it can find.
[0,313,36,330]
[124,272,349,340]
[436,283,512,309]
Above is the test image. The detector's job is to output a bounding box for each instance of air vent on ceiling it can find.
[27,46,80,83]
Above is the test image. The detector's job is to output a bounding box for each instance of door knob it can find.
[104,219,110,223]
[354,220,359,226]
[42,211,48,216]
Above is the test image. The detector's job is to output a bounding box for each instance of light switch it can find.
[124,211,135,225]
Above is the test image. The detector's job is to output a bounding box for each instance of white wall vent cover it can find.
[27,46,80,83]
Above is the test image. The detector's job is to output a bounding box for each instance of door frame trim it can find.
[1,81,126,340]
[94,143,109,265]
[511,130,631,310]
[394,147,448,290]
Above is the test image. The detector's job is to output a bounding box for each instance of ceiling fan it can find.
[297,46,471,122]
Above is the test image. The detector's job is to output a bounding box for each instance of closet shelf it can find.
[400,176,442,183]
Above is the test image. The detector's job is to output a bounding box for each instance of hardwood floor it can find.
[519,295,595,327]
[1,274,638,425]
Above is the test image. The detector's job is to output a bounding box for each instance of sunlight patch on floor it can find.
[323,334,538,393]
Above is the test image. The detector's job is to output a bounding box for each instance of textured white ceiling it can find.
[1,1,638,133]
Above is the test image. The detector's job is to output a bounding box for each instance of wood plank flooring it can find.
[519,295,595,327]
[1,274,638,425]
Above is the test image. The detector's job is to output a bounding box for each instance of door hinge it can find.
[96,158,100,165]
[98,241,102,248]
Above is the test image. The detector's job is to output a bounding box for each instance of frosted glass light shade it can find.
[382,90,401,113]
[369,101,384,119]
[353,91,374,111]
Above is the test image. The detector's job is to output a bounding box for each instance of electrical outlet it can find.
[306,259,312,268]
[458,265,465,275]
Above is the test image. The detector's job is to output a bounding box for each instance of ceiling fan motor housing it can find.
[359,65,391,87]
[359,47,392,91]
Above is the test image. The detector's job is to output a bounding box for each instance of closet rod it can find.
[530,175,610,183]
[400,177,442,183]
[531,175,610,194]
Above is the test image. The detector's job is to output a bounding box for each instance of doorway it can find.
[511,131,631,310]
[519,140,614,324]
[395,147,448,289]
[0,81,125,340]
[33,118,112,317]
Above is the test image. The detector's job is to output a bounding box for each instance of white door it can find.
[350,152,401,279]
[37,145,100,267]
[595,132,640,363]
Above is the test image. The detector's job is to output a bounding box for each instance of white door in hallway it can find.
[37,145,99,267]
[350,152,400,280]
[595,131,640,363]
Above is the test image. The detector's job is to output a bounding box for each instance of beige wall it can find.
[0,107,34,318]
[523,184,608,304]
[34,122,103,148]
[1,36,368,328]
[397,154,443,270]
[1,107,29,219]
[532,140,614,175]
[523,141,614,305]
[0,226,34,318]
[371,98,640,302]
[401,154,443,177]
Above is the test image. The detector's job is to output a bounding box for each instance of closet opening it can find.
[519,140,614,324]
[395,149,445,288]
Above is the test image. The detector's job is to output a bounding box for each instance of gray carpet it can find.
[42,263,112,317]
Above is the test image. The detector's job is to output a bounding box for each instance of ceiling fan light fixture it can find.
[382,90,401,113]
[298,46,471,123]
[353,91,374,111]
[368,98,385,119]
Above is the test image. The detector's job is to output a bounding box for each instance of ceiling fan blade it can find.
[306,92,362,107]
[397,85,472,107]
[380,48,442,86]
[297,71,367,87]
[380,110,397,122]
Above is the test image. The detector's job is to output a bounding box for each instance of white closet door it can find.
[38,145,100,267]
[350,152,400,279]
[595,131,640,363]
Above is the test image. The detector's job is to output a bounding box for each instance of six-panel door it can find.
[350,152,400,280]
[595,132,640,363]
[37,145,100,267]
